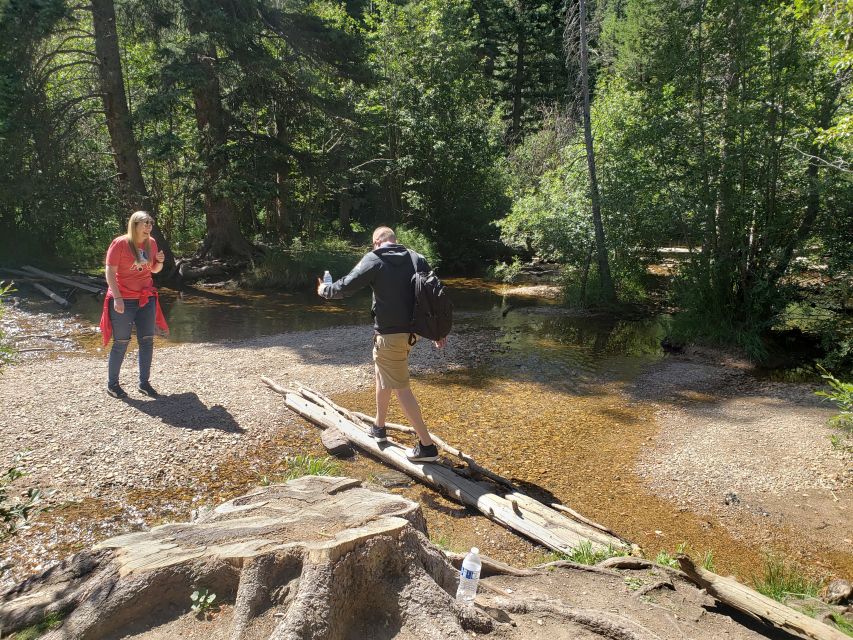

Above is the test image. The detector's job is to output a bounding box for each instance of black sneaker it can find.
[137,382,159,397]
[107,383,128,399]
[405,442,439,462]
[370,426,388,442]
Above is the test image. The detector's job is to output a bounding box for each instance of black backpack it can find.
[408,250,452,342]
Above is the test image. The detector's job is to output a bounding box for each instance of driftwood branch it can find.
[677,555,849,640]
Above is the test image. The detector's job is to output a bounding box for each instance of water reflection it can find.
[60,278,668,375]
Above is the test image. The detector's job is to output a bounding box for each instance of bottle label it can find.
[460,568,477,580]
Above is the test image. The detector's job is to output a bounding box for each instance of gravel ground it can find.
[0,314,499,587]
[632,347,853,570]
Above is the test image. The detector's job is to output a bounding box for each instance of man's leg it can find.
[375,368,393,427]
[394,387,434,446]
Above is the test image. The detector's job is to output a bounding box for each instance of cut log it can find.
[677,555,849,640]
[30,282,70,307]
[0,476,495,640]
[21,265,104,294]
[263,378,630,556]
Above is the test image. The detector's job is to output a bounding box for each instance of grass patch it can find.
[541,541,629,566]
[282,455,342,480]
[9,611,64,639]
[830,613,853,637]
[752,555,824,601]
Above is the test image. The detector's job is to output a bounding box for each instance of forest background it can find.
[0,0,850,366]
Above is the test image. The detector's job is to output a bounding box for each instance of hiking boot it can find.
[107,383,128,399]
[405,442,439,463]
[137,382,159,397]
[370,426,388,442]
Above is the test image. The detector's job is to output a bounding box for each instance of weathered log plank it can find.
[677,555,849,640]
[30,282,70,307]
[263,378,630,556]
[21,265,104,294]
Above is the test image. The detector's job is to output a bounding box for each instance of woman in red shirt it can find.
[102,211,168,398]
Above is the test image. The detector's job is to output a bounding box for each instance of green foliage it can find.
[543,541,629,566]
[829,613,853,636]
[282,455,341,481]
[815,365,853,451]
[8,611,65,639]
[491,257,524,284]
[752,555,824,601]
[358,0,508,271]
[395,226,440,270]
[0,281,15,370]
[1,455,47,541]
[701,550,715,572]
[654,542,688,569]
[242,238,364,290]
[190,587,218,615]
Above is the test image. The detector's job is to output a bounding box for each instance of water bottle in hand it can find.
[455,547,481,604]
[323,270,333,285]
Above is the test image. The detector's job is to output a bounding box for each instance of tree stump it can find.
[0,476,491,640]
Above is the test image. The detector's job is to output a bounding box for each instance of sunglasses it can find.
[137,219,154,226]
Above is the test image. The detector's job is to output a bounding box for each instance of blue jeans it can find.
[107,298,156,386]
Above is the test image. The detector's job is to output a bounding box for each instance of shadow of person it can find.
[124,393,244,433]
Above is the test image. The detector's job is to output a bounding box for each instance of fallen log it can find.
[30,282,70,307]
[21,265,104,294]
[263,378,630,556]
[677,555,849,640]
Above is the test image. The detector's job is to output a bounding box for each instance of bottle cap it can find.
[471,547,479,555]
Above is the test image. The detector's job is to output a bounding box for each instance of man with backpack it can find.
[317,226,451,462]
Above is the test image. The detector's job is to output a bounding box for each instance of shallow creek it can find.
[4,279,848,583]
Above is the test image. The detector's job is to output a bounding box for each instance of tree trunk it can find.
[0,477,494,640]
[511,11,526,142]
[91,0,175,276]
[185,28,252,259]
[575,0,616,303]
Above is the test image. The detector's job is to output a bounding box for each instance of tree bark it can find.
[575,0,616,303]
[184,21,253,259]
[510,6,526,142]
[90,0,175,275]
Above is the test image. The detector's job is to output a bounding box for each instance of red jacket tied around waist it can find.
[99,285,169,346]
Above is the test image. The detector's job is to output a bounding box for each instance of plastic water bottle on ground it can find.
[323,270,333,285]
[455,547,481,604]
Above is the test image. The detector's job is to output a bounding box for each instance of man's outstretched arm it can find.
[317,254,378,299]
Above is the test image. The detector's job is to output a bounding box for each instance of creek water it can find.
[10,279,844,580]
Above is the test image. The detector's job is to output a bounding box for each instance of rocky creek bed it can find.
[0,300,850,601]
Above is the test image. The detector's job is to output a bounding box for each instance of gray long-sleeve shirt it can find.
[320,244,430,334]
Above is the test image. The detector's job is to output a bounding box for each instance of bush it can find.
[815,366,853,451]
[243,237,364,290]
[396,226,441,270]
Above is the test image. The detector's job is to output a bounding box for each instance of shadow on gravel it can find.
[124,393,243,433]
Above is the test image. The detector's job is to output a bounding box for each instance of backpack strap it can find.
[408,249,420,273]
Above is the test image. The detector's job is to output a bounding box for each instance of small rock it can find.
[320,428,353,458]
[826,579,852,605]
[724,492,740,506]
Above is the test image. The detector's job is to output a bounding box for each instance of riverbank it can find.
[0,303,850,594]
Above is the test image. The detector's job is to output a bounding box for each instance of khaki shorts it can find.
[373,333,415,390]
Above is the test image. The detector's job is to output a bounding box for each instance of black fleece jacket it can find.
[320,244,430,334]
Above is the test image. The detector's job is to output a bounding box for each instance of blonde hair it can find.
[126,211,153,265]
[372,226,396,246]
